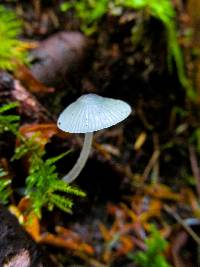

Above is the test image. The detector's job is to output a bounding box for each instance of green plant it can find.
[0,102,20,134]
[0,102,86,217]
[116,0,190,89]
[0,168,12,204]
[24,149,86,217]
[128,225,172,267]
[60,0,109,35]
[0,5,27,70]
[61,0,194,98]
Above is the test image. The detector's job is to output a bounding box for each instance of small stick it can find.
[142,150,160,182]
[151,133,160,184]
[164,205,200,245]
[189,145,200,199]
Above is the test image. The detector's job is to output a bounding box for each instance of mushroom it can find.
[57,94,132,183]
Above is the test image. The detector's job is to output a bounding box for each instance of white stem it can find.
[62,132,93,183]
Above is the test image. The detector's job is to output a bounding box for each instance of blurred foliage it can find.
[61,0,194,98]
[60,0,109,35]
[0,103,18,204]
[0,5,28,70]
[128,225,172,267]
[0,168,12,204]
[190,128,200,154]
[0,102,20,134]
[0,102,85,217]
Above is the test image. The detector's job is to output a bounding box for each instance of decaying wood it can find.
[0,71,51,122]
[13,80,51,121]
[0,205,54,267]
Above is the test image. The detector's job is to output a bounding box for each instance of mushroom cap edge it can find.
[57,94,132,133]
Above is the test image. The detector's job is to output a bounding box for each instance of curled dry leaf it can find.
[145,183,180,201]
[94,142,121,160]
[99,220,135,263]
[17,197,41,242]
[98,203,150,263]
[19,123,59,148]
[39,227,94,255]
[9,198,41,241]
[15,64,54,95]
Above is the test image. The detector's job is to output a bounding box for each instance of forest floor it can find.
[0,1,200,267]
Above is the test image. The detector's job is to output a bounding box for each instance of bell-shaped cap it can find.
[57,94,132,133]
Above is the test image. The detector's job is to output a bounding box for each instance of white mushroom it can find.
[57,94,132,183]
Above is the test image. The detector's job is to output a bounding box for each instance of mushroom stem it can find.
[62,132,93,183]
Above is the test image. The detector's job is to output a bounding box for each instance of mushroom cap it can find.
[57,94,132,133]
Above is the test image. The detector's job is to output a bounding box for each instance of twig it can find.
[75,251,108,267]
[151,133,160,184]
[142,150,160,182]
[189,145,200,199]
[164,205,200,245]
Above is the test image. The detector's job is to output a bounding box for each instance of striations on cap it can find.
[57,94,132,133]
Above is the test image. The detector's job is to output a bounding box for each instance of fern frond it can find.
[49,179,86,197]
[49,194,73,213]
[0,168,12,204]
[25,152,85,217]
[0,102,19,113]
[12,133,42,160]
[0,101,85,217]
[46,150,72,165]
[0,102,19,134]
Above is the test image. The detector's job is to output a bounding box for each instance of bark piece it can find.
[0,205,53,267]
[0,71,51,122]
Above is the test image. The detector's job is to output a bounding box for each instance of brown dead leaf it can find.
[134,132,147,150]
[17,197,41,241]
[181,188,200,217]
[15,41,39,52]
[25,214,41,241]
[94,143,120,160]
[140,199,162,223]
[15,64,54,95]
[39,230,94,255]
[9,198,41,242]
[145,183,180,201]
[99,203,144,262]
[99,223,112,242]
[9,205,24,224]
[102,249,112,264]
[116,235,134,257]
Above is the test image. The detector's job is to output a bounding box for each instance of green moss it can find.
[0,5,28,71]
[128,225,172,267]
[0,168,12,205]
[61,0,195,98]
[0,102,85,217]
